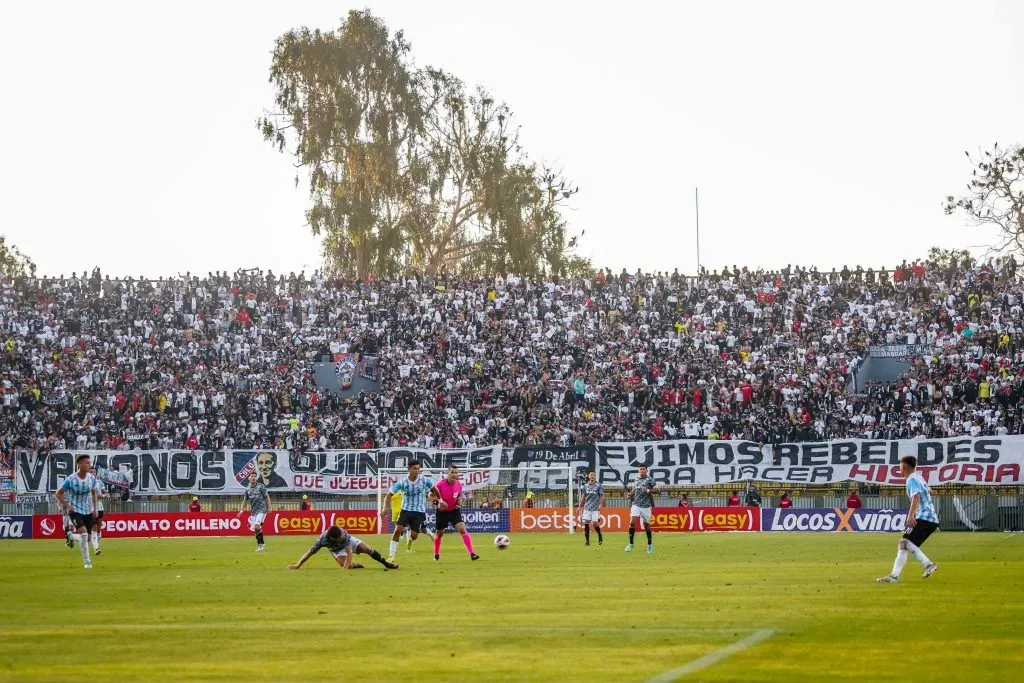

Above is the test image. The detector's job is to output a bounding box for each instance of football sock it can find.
[255,531,264,545]
[891,548,908,577]
[645,527,652,545]
[389,540,399,557]
[906,541,932,567]
[595,525,603,542]
[460,532,475,555]
[79,534,90,564]
[628,525,636,544]
[91,532,100,551]
[433,534,442,556]
[368,549,389,566]
[584,523,591,542]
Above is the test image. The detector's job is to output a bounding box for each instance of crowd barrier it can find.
[3,508,910,539]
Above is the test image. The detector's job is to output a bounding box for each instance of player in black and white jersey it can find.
[237,472,271,551]
[625,465,656,554]
[90,472,107,555]
[287,525,399,570]
[577,470,605,546]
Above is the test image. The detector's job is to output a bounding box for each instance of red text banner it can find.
[509,506,761,532]
[32,510,380,539]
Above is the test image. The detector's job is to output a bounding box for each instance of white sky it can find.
[1,1,1021,278]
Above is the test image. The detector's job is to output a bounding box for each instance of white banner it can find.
[15,446,503,497]
[595,437,1024,487]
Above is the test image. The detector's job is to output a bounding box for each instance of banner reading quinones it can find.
[595,436,1024,486]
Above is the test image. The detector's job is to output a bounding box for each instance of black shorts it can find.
[903,519,939,547]
[69,512,97,531]
[95,511,105,521]
[397,510,427,533]
[436,509,464,530]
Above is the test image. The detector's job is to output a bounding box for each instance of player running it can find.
[91,473,107,555]
[237,472,271,552]
[625,465,656,554]
[432,465,480,562]
[391,483,435,550]
[577,470,605,546]
[58,497,76,549]
[287,524,399,571]
[877,456,940,583]
[55,455,99,569]
[379,460,445,563]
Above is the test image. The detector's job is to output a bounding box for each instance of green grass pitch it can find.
[1,532,1022,682]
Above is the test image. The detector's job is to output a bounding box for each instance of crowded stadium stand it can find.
[1,255,1022,528]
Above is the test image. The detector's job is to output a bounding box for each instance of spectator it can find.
[678,493,690,507]
[727,490,741,507]
[779,491,793,509]
[0,254,1018,455]
[846,490,862,509]
[188,496,201,513]
[300,494,312,511]
[744,485,762,507]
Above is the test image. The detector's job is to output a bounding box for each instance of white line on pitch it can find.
[1,623,756,636]
[647,629,777,682]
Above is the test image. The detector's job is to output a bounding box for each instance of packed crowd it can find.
[0,253,1022,456]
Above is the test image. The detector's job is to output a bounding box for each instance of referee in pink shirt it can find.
[433,465,480,562]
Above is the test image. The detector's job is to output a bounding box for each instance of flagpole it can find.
[695,187,701,276]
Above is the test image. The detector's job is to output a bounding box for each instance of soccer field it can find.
[1,532,1022,682]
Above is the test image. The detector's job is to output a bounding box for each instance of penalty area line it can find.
[647,629,777,682]
[1,623,758,637]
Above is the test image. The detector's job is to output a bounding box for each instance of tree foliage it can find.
[945,143,1024,255]
[926,246,972,270]
[0,236,36,279]
[259,10,586,279]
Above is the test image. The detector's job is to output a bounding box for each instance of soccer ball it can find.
[494,534,510,550]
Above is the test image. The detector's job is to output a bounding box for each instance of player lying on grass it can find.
[288,525,399,570]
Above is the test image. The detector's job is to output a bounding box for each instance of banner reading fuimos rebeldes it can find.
[594,437,1024,487]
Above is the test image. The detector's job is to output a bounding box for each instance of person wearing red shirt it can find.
[678,494,690,507]
[846,491,862,509]
[300,495,313,511]
[188,497,201,513]
[779,492,793,508]
[184,434,199,450]
[727,491,741,506]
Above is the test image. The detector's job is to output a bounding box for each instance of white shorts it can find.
[329,536,361,558]
[581,510,601,523]
[629,506,652,524]
[249,512,266,530]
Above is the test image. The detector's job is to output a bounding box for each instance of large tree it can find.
[259,10,423,278]
[945,143,1024,254]
[260,10,587,279]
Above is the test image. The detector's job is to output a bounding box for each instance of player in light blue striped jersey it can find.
[379,461,444,563]
[877,456,939,583]
[55,455,99,569]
